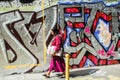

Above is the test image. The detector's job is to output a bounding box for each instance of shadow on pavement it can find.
[70,68,99,77]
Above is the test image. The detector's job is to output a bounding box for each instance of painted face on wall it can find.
[94,19,111,50]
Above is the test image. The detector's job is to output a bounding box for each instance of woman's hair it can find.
[51,28,59,34]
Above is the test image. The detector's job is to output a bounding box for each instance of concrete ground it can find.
[0,64,120,80]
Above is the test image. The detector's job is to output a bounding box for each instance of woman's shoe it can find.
[56,74,62,77]
[59,75,65,78]
[43,74,50,78]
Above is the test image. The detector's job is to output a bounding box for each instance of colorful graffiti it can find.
[58,1,120,68]
[0,0,120,76]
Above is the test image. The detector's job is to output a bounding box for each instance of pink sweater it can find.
[51,34,62,52]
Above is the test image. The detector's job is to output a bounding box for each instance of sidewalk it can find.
[0,64,120,80]
[69,64,120,80]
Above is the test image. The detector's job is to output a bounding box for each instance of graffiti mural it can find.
[58,1,120,68]
[0,6,58,75]
[0,0,120,76]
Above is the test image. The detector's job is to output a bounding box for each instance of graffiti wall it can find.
[0,0,120,76]
[0,2,58,75]
[59,1,120,68]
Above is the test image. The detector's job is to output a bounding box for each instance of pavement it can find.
[0,64,120,80]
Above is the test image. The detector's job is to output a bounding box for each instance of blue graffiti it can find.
[58,0,120,7]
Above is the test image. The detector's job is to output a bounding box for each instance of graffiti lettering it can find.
[59,2,120,68]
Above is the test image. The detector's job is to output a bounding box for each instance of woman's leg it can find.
[43,68,52,78]
[44,57,54,77]
[46,70,51,76]
[43,71,51,78]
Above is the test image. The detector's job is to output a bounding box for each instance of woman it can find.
[43,28,65,78]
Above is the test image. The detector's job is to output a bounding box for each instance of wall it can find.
[0,0,120,75]
[59,1,120,68]
[0,5,58,76]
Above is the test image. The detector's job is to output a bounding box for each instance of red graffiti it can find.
[99,59,107,65]
[67,21,73,28]
[108,60,119,65]
[84,27,91,34]
[88,54,98,65]
[74,22,84,28]
[98,49,106,56]
[92,11,112,33]
[107,45,115,56]
[84,8,91,14]
[64,7,80,13]
[79,56,87,68]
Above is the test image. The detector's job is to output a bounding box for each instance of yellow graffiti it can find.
[4,65,18,69]
[4,64,42,69]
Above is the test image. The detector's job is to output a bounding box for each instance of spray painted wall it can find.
[59,1,120,68]
[0,6,58,75]
[0,0,120,75]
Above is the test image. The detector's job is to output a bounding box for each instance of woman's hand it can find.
[52,51,56,56]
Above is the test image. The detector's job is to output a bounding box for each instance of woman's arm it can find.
[54,35,62,51]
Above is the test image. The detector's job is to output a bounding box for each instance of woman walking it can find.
[43,28,65,78]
